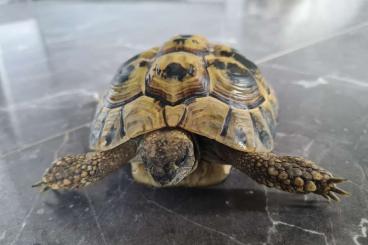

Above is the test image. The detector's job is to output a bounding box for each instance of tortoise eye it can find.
[175,154,188,167]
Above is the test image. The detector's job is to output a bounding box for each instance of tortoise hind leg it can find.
[33,139,139,191]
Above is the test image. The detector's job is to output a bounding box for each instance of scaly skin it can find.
[200,137,349,201]
[228,152,348,201]
[33,128,197,190]
[33,139,139,191]
[141,129,198,186]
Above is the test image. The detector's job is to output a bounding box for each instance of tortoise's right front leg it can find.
[33,139,140,191]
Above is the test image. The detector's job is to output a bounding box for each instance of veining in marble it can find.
[0,0,368,245]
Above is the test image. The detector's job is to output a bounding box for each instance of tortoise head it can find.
[140,129,199,186]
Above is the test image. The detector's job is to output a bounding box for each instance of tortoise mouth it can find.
[149,164,197,187]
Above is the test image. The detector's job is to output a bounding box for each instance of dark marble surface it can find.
[0,1,367,245]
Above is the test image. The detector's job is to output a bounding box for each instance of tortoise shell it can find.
[90,35,278,153]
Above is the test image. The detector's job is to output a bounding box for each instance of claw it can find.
[32,181,49,192]
[327,192,340,202]
[328,177,347,184]
[330,186,350,196]
[321,194,331,201]
[41,185,50,192]
[31,181,43,188]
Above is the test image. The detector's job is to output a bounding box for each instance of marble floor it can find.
[0,0,367,244]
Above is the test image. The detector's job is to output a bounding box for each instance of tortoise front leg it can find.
[200,139,349,201]
[33,139,139,191]
[228,151,349,201]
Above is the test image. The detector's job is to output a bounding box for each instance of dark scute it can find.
[227,63,257,87]
[219,50,233,57]
[105,125,116,146]
[122,53,140,67]
[119,108,126,138]
[229,72,257,87]
[235,128,247,145]
[237,76,257,87]
[180,34,193,38]
[183,97,197,105]
[227,63,246,75]
[98,115,106,139]
[139,60,148,67]
[161,63,194,81]
[233,51,258,71]
[247,96,265,109]
[217,49,257,71]
[158,100,167,108]
[154,66,162,75]
[113,64,135,85]
[250,113,272,149]
[212,59,226,69]
[91,111,107,146]
[260,106,276,137]
[259,131,272,149]
[104,92,143,109]
[220,108,232,136]
[173,38,187,45]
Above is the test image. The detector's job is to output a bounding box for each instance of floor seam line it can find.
[255,21,368,64]
[0,123,91,159]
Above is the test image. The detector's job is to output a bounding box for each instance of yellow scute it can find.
[123,96,165,138]
[180,97,228,138]
[164,104,186,127]
[160,34,209,53]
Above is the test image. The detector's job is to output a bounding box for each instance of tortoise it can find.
[33,34,348,201]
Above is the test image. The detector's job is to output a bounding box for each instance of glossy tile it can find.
[0,128,104,245]
[1,66,367,244]
[262,26,368,83]
[260,66,368,245]
[1,0,368,155]
[30,0,368,60]
[1,0,368,244]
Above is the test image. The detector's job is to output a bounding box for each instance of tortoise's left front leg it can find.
[201,140,349,201]
[228,151,349,201]
[33,139,139,191]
